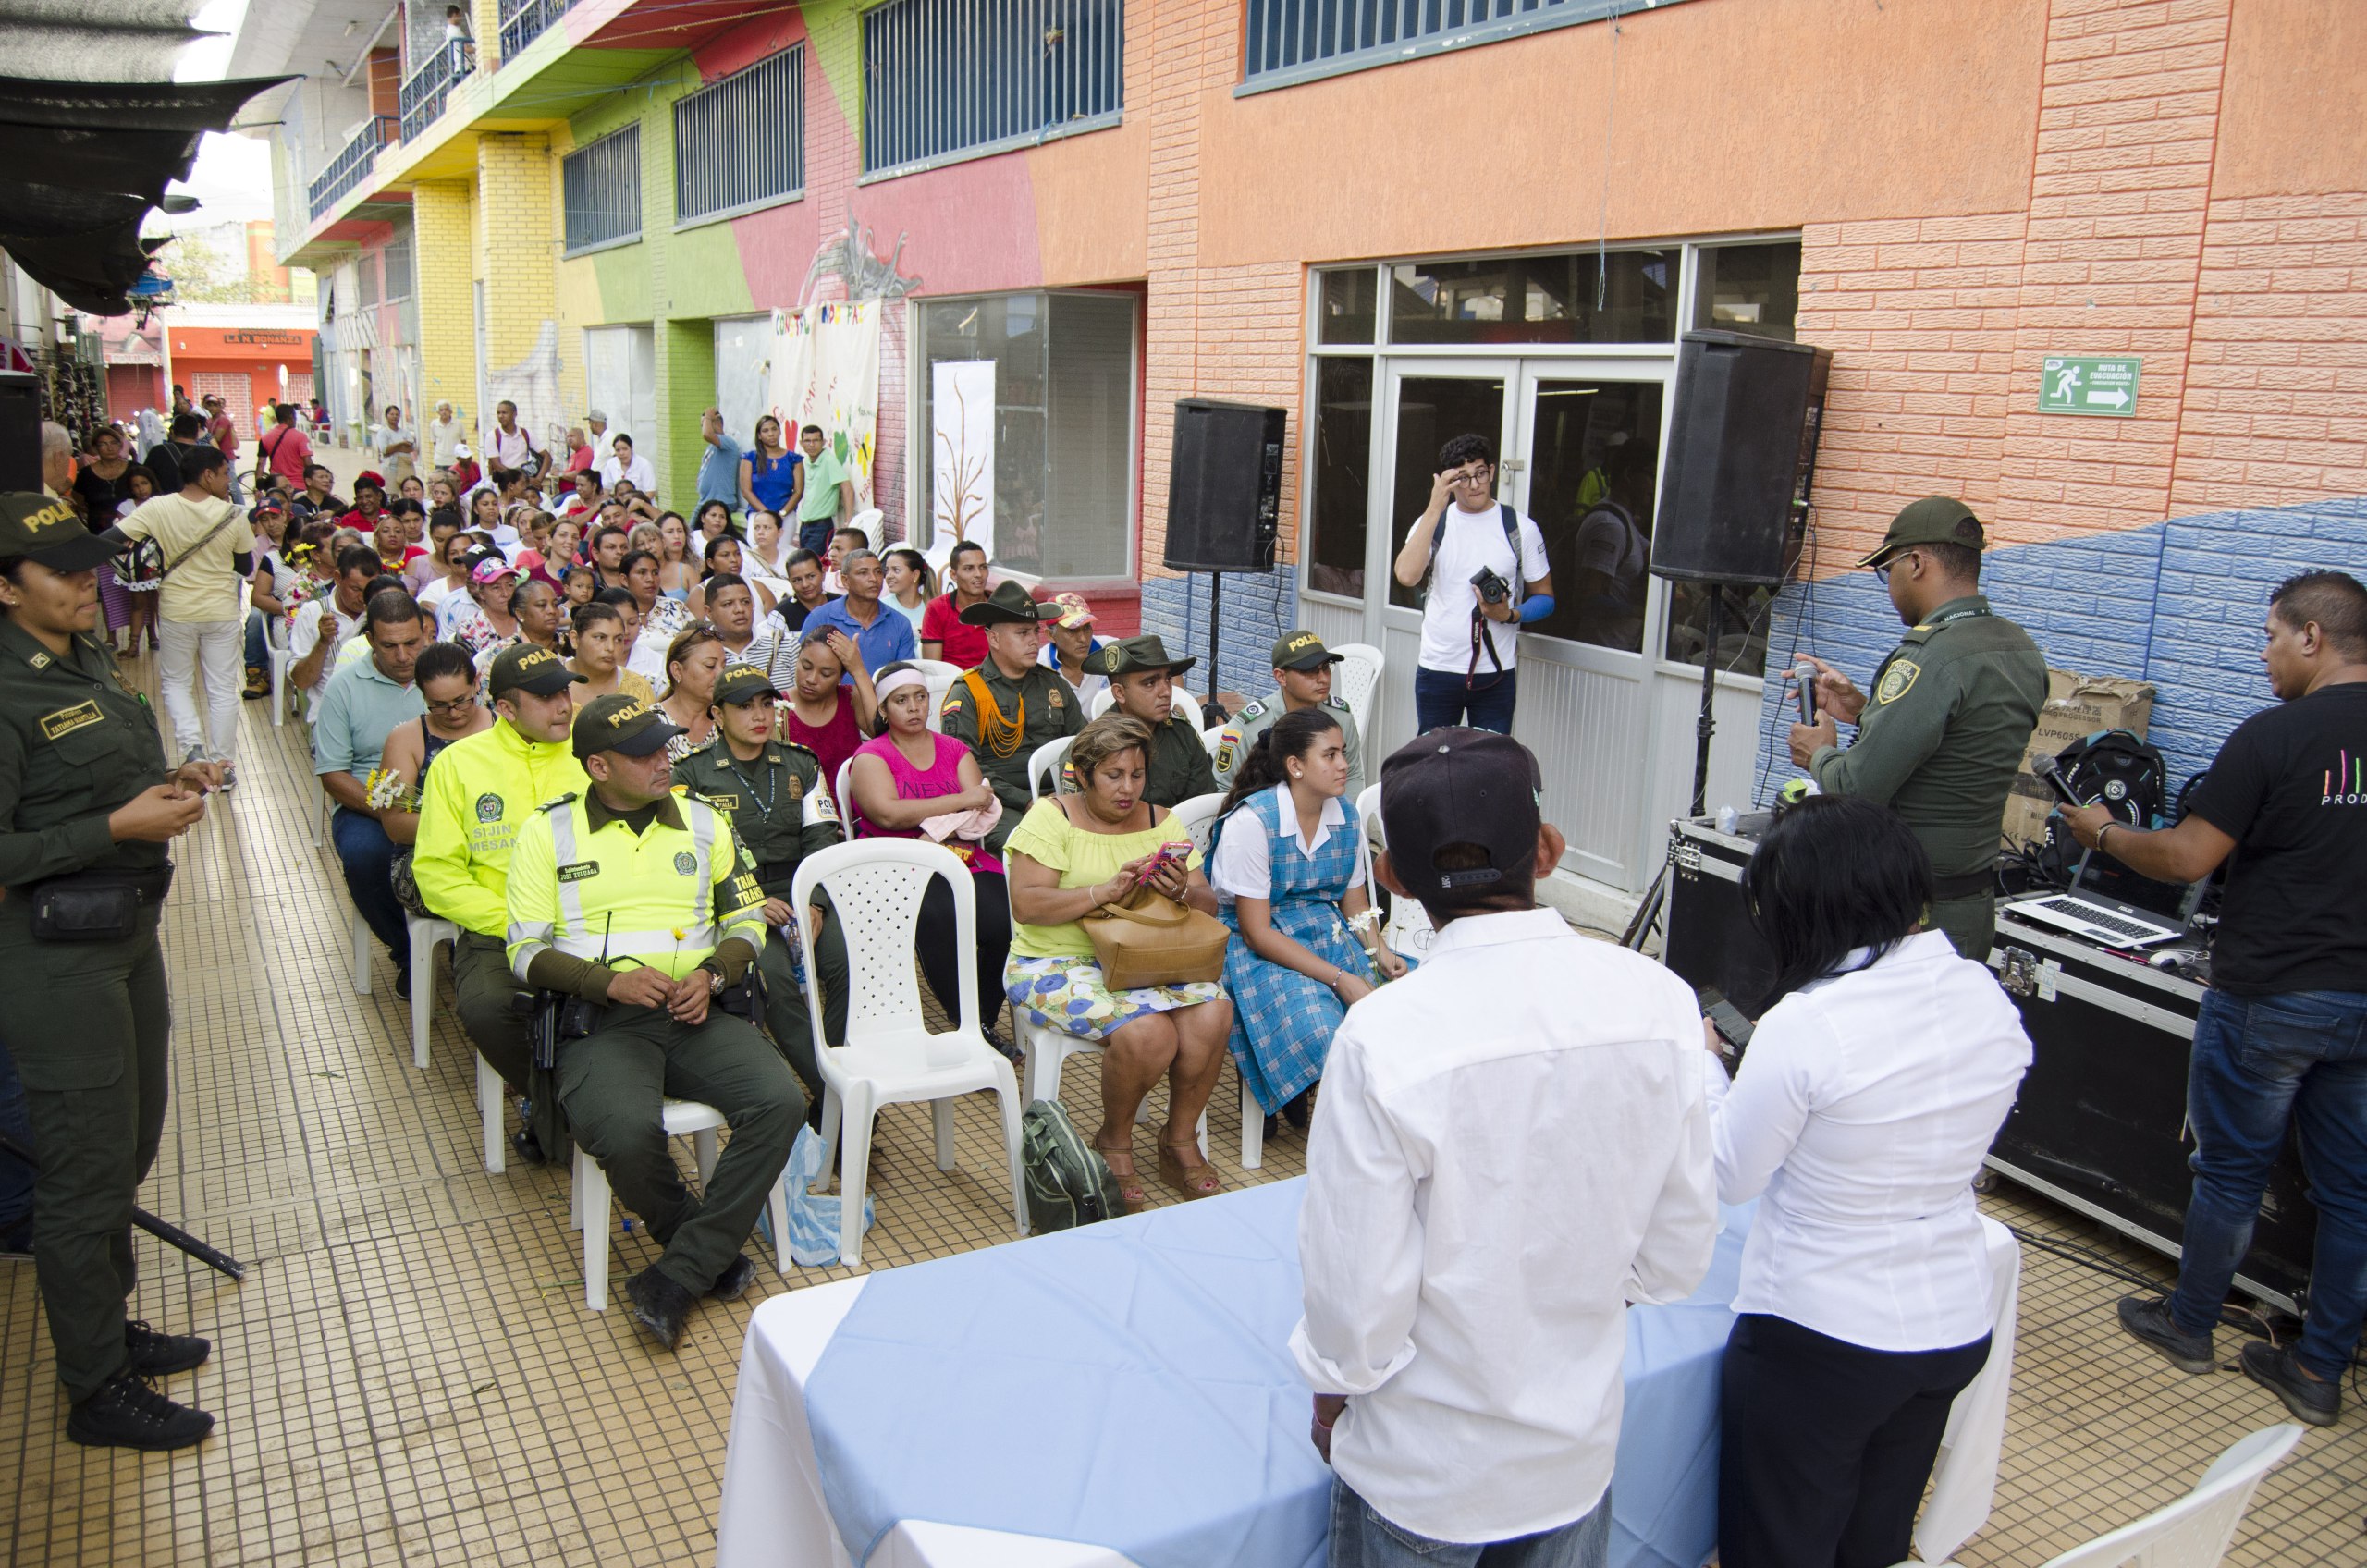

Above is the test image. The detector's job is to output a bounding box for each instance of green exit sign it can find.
[2040,355,2141,416]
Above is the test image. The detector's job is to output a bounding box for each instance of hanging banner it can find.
[763,300,882,514]
[930,359,996,564]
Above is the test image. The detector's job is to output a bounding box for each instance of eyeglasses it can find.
[425,692,480,716]
[1450,466,1493,485]
[1870,548,1918,586]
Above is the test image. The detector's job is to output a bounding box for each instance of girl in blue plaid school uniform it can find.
[1209,708,1410,1138]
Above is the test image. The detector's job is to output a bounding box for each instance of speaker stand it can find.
[1203,570,1223,701]
[1688,586,1723,818]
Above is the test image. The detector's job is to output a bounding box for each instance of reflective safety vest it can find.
[505,791,767,983]
[412,720,590,938]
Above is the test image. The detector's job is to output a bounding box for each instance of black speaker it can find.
[0,373,40,494]
[1165,399,1284,573]
[1649,331,1829,586]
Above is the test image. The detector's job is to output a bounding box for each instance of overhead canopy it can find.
[0,0,292,315]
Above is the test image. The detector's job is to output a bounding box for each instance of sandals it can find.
[1157,1140,1223,1201]
[1093,1135,1147,1214]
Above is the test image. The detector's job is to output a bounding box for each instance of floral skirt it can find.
[1002,954,1226,1044]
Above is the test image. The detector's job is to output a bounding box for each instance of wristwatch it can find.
[700,962,726,996]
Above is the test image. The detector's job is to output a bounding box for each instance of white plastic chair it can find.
[477,1054,508,1173]
[912,658,963,733]
[1330,642,1385,740]
[833,757,859,838]
[404,914,457,1071]
[1165,793,1260,1168]
[1356,782,1436,961]
[570,1098,791,1311]
[791,839,1027,1268]
[1906,1422,2301,1568]
[1200,724,1227,760]
[348,906,374,994]
[1027,734,1076,800]
[847,508,884,552]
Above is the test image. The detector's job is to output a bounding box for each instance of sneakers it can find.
[243,665,270,700]
[2117,1294,2216,1374]
[67,1369,215,1451]
[1282,1089,1315,1131]
[393,965,411,1001]
[707,1254,758,1302]
[2241,1341,2340,1427]
[125,1320,211,1377]
[982,1026,1024,1072]
[624,1267,697,1352]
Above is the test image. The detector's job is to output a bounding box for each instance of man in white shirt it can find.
[426,400,466,469]
[1294,729,1716,1568]
[1390,433,1554,736]
[584,408,618,469]
[598,433,657,497]
[374,404,418,487]
[112,446,252,778]
[289,545,376,723]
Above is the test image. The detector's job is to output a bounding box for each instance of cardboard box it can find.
[2000,669,2156,849]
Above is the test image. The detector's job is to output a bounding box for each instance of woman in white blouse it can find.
[1708,794,2030,1568]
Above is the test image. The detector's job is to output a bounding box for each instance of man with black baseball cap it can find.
[1295,729,1716,1562]
[938,582,1082,851]
[414,644,589,1160]
[1788,496,2047,960]
[505,693,802,1348]
[1087,634,1216,808]
[1216,630,1366,803]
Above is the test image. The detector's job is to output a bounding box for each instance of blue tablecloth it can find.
[804,1179,1748,1568]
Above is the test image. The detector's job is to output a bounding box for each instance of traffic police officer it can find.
[938,580,1082,851]
[1214,631,1366,803]
[412,643,589,1160]
[671,662,849,1109]
[1086,634,1218,807]
[506,693,804,1349]
[1790,496,2047,960]
[0,492,218,1450]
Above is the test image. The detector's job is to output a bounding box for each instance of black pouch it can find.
[29,868,165,942]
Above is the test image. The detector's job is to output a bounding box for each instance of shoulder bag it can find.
[1080,885,1230,989]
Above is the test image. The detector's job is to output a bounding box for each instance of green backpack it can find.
[1021,1100,1126,1232]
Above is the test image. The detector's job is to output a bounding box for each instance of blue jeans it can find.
[797,520,833,557]
[0,1038,32,1241]
[2168,986,2367,1380]
[1330,1478,1609,1568]
[245,609,269,675]
[331,807,411,968]
[1413,666,1517,736]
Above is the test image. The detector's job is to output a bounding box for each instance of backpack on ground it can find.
[1020,1099,1126,1232]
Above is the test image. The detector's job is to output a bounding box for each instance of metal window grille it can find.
[498,0,572,60]
[674,44,804,223]
[1243,0,1639,83]
[563,125,643,253]
[382,227,415,302]
[862,0,1123,176]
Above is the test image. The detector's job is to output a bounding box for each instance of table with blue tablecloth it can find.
[713,1178,2015,1568]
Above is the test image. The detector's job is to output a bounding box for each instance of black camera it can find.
[1469,565,1512,606]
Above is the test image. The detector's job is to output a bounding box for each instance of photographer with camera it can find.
[1391,433,1553,736]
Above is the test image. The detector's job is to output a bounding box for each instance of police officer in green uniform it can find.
[1213,631,1366,803]
[1087,634,1218,807]
[1790,496,2048,961]
[938,581,1082,851]
[0,493,221,1450]
[672,663,849,1110]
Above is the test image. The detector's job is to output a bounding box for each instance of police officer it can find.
[672,663,849,1110]
[412,644,589,1161]
[0,493,219,1450]
[1789,496,2047,960]
[1214,631,1366,804]
[506,694,804,1349]
[1087,635,1218,807]
[938,581,1082,851]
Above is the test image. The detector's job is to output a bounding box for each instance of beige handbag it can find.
[1080,887,1231,990]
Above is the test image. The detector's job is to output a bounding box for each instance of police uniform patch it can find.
[1049,688,1066,709]
[728,872,764,907]
[785,777,803,802]
[28,651,51,671]
[673,851,698,875]
[1874,660,1920,706]
[474,791,502,822]
[557,861,599,883]
[707,793,741,811]
[39,701,103,741]
[1215,729,1239,773]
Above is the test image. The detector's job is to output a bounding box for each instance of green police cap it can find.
[1857,496,1987,570]
[488,643,585,699]
[0,492,124,573]
[712,663,779,706]
[571,693,683,759]
[1085,634,1198,680]
[1270,630,1343,672]
[955,580,1049,627]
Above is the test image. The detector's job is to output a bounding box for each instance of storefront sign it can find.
[2039,355,2140,416]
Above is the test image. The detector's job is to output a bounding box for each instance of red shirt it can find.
[786,695,863,791]
[919,592,989,669]
[260,423,312,483]
[208,413,239,459]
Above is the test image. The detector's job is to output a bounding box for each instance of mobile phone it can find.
[1792,663,1819,725]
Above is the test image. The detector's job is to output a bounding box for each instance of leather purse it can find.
[1080,887,1230,990]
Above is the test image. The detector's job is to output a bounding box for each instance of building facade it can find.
[252,0,2367,897]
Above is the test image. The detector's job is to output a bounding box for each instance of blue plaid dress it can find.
[1220,789,1376,1116]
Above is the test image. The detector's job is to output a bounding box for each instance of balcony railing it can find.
[307,115,397,221]
[398,38,472,141]
[498,0,573,61]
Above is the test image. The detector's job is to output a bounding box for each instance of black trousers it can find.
[917,871,1012,1033]
[1718,1313,1991,1568]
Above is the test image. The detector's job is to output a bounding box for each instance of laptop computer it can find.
[2011,847,2198,949]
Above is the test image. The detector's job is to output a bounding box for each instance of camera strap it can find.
[1466,606,1508,688]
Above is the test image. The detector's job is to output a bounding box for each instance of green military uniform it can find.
[1216,694,1364,802]
[0,497,183,1410]
[1809,500,2047,961]
[671,668,850,1107]
[1079,633,1216,806]
[937,582,1082,852]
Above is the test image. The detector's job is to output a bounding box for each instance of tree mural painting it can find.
[931,359,994,560]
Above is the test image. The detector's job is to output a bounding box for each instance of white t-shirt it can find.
[600,452,656,495]
[1209,785,1366,904]
[290,596,363,717]
[485,423,533,471]
[426,415,465,467]
[1416,500,1551,675]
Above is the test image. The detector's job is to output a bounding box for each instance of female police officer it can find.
[0,491,221,1451]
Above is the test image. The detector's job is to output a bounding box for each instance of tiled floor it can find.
[2,654,2363,1566]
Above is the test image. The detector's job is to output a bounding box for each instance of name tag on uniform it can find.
[40,701,103,741]
[707,793,740,811]
[557,861,600,883]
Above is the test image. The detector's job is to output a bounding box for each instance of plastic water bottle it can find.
[780,914,807,986]
[1716,804,1738,836]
